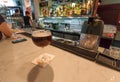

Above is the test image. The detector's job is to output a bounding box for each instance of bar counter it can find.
[0,34,120,82]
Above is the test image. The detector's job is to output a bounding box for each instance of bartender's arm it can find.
[0,15,12,38]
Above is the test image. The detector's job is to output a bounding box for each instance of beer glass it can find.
[31,30,54,67]
[32,30,52,48]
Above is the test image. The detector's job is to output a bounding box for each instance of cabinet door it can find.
[99,37,112,49]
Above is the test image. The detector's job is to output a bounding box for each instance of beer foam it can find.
[32,32,51,37]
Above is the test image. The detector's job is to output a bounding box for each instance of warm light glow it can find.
[0,0,17,6]
[72,3,76,8]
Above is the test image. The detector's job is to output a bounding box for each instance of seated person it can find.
[23,11,32,28]
[0,14,12,40]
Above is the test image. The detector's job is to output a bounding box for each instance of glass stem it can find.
[41,47,45,54]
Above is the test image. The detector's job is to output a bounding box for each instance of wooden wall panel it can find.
[97,4,120,30]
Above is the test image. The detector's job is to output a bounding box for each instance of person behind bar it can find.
[0,14,12,40]
[23,11,32,28]
[12,9,21,17]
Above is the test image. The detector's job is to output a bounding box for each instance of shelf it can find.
[51,40,98,61]
[43,16,88,19]
[96,53,120,71]
[51,29,80,35]
[39,17,88,25]
[102,52,120,60]
[96,53,116,69]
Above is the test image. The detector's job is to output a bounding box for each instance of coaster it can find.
[32,53,55,67]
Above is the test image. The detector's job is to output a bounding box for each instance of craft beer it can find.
[32,30,52,47]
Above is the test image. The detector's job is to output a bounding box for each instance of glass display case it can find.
[37,16,88,31]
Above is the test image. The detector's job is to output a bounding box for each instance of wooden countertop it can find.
[0,34,120,82]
